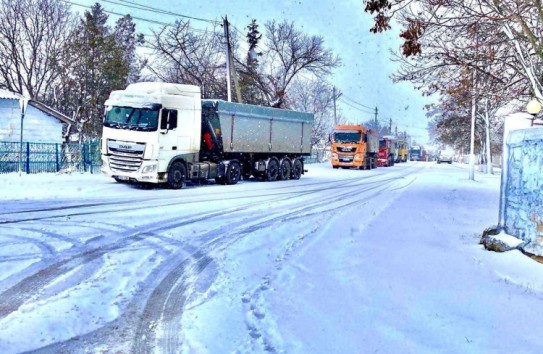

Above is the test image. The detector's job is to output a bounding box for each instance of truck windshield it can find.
[104,106,159,131]
[334,132,361,143]
[379,140,386,148]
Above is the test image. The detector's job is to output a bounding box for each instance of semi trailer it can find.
[100,83,314,189]
[330,124,378,169]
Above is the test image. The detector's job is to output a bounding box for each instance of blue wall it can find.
[0,99,63,143]
[504,128,543,256]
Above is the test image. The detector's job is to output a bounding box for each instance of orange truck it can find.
[330,124,378,169]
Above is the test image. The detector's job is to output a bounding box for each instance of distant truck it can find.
[410,145,422,161]
[377,135,397,167]
[101,83,314,189]
[396,139,409,163]
[330,124,378,169]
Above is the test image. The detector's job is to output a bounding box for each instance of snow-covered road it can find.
[0,162,542,353]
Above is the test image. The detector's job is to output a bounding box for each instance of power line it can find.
[100,0,220,24]
[338,98,375,114]
[63,1,217,34]
[341,93,375,110]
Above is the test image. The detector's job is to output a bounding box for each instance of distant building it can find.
[0,89,73,143]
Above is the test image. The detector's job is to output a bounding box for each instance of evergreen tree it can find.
[63,3,133,141]
[114,14,144,84]
[239,19,266,105]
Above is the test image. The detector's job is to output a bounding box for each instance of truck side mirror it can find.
[160,110,169,131]
[328,133,332,143]
[169,110,178,130]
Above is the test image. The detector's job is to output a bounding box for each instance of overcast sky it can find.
[75,0,433,144]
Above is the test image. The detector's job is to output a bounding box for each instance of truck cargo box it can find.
[202,100,314,155]
[367,129,379,154]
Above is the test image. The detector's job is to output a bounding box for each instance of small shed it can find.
[0,89,73,143]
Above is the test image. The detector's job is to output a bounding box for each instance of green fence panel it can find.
[0,141,102,174]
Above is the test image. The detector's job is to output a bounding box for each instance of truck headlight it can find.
[355,154,361,160]
[142,164,157,173]
[332,153,338,158]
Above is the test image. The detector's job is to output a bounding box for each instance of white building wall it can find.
[0,99,63,143]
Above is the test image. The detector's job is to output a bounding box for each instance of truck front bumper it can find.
[101,156,164,183]
[331,153,363,167]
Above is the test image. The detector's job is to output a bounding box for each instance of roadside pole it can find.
[18,98,28,176]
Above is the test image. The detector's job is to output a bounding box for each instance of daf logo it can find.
[119,144,132,149]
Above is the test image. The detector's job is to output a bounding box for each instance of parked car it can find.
[437,150,453,164]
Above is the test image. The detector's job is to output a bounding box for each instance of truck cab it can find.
[330,124,377,170]
[101,83,202,184]
[377,136,397,167]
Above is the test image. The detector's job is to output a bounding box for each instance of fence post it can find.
[55,143,60,172]
[83,144,87,172]
[25,142,30,174]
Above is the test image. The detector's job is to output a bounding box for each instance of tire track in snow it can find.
[3,165,423,352]
[132,168,422,353]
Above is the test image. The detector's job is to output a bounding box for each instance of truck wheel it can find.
[266,158,279,181]
[225,161,241,185]
[291,159,303,180]
[167,161,186,189]
[278,158,291,180]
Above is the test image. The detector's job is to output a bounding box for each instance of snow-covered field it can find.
[0,162,542,353]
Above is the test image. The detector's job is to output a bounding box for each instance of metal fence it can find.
[0,141,101,174]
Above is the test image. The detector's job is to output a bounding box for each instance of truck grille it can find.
[337,146,357,153]
[107,140,146,173]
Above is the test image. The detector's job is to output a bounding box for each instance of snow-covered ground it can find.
[0,162,542,353]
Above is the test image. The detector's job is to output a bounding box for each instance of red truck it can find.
[377,135,397,167]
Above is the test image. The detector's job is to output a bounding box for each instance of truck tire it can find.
[167,161,186,189]
[278,158,291,180]
[225,161,242,185]
[291,159,303,180]
[266,158,279,181]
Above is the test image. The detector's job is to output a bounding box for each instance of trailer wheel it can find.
[291,159,303,180]
[225,161,242,185]
[278,158,291,180]
[167,161,186,189]
[266,158,279,181]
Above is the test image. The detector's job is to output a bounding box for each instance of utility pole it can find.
[389,118,392,134]
[332,87,342,125]
[333,87,337,125]
[374,107,378,128]
[395,126,398,137]
[223,16,242,103]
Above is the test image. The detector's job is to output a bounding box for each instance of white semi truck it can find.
[100,82,314,189]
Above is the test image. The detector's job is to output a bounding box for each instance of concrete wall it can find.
[504,127,543,256]
[0,99,63,143]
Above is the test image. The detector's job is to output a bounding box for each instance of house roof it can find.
[0,89,74,125]
[0,89,22,100]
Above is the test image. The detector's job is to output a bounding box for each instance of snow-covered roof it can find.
[0,88,74,125]
[0,88,23,100]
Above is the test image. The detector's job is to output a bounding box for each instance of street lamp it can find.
[526,97,542,126]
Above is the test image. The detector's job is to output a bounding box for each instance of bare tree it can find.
[364,0,543,101]
[0,0,74,99]
[288,79,342,147]
[147,20,226,99]
[259,21,341,108]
